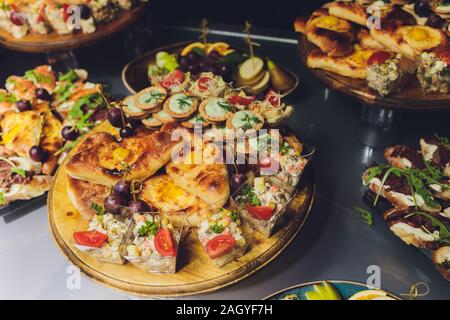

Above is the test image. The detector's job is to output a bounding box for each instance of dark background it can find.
[149,0,327,32]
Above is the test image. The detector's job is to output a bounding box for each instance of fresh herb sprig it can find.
[210,224,225,234]
[91,203,105,216]
[137,220,159,237]
[144,92,164,104]
[10,168,26,178]
[240,185,261,206]
[217,101,234,112]
[354,207,374,226]
[406,212,450,244]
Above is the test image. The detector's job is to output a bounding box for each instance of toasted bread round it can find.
[181,114,210,129]
[153,109,176,124]
[123,95,150,118]
[226,110,264,131]
[141,115,163,128]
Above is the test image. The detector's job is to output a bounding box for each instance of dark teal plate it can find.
[265,280,399,300]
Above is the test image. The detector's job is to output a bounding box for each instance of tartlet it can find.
[226,110,264,131]
[134,86,167,111]
[181,113,210,129]
[199,97,235,123]
[163,93,198,119]
[153,109,176,123]
[142,115,163,128]
[123,95,150,119]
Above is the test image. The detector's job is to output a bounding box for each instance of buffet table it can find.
[0,24,449,300]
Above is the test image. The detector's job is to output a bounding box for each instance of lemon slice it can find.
[348,289,389,300]
[206,42,230,55]
[181,42,205,56]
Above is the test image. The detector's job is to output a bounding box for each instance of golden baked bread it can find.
[67,177,108,220]
[305,9,355,57]
[328,1,368,26]
[66,130,178,185]
[357,28,385,50]
[307,45,375,79]
[166,143,230,208]
[141,174,209,226]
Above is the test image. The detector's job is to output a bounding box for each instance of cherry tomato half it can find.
[161,70,185,89]
[206,234,237,259]
[367,51,392,66]
[227,95,255,106]
[246,204,275,221]
[265,90,281,107]
[73,231,108,248]
[198,77,212,91]
[154,228,177,257]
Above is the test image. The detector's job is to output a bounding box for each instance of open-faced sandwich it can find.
[0,65,106,206]
[0,0,148,39]
[295,0,450,97]
[362,134,450,282]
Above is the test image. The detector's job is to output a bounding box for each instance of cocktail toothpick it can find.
[199,18,209,44]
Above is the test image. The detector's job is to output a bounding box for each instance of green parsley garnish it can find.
[280,142,292,155]
[137,220,159,237]
[230,210,240,222]
[210,224,225,234]
[239,185,261,206]
[0,192,4,206]
[91,203,105,216]
[354,207,373,226]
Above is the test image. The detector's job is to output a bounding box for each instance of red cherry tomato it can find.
[227,95,255,106]
[206,234,237,259]
[367,51,392,66]
[198,77,212,91]
[161,70,185,89]
[246,204,274,221]
[154,228,177,257]
[265,90,281,107]
[74,231,108,248]
[62,4,71,22]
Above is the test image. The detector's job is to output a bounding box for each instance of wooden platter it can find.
[122,41,300,95]
[0,3,150,53]
[298,34,450,110]
[47,121,315,297]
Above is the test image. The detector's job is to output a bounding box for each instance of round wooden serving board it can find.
[298,34,450,110]
[48,122,315,297]
[122,42,300,96]
[0,3,150,53]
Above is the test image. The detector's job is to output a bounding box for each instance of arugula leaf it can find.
[24,70,52,84]
[410,212,450,243]
[354,207,374,226]
[363,164,390,186]
[91,203,105,216]
[0,91,17,103]
[54,83,75,103]
[10,168,26,178]
[58,69,78,83]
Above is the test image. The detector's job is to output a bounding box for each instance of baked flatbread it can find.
[166,143,230,208]
[307,45,375,79]
[141,174,209,227]
[66,130,178,185]
[67,177,108,220]
[328,1,368,26]
[305,9,355,57]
